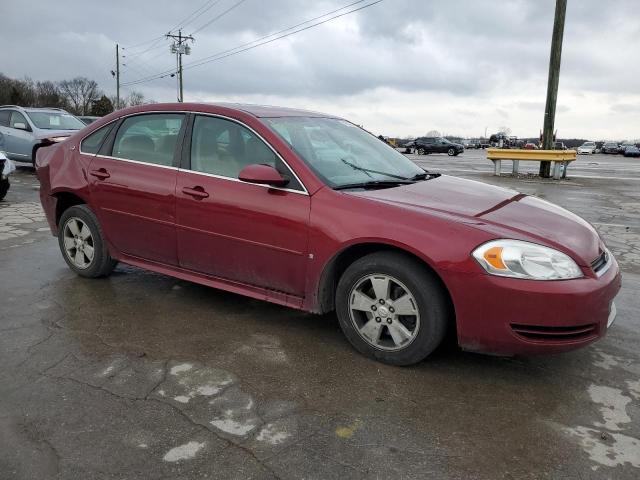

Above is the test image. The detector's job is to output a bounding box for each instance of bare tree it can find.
[126,91,146,107]
[36,81,65,108]
[425,130,441,137]
[498,126,512,136]
[58,77,100,115]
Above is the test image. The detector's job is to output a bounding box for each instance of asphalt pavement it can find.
[1,152,639,479]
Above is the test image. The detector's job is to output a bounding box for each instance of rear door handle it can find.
[90,168,110,180]
[182,186,209,199]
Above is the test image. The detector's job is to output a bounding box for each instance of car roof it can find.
[0,105,70,114]
[209,102,334,118]
[127,102,336,119]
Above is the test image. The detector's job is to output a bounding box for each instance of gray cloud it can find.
[1,0,638,138]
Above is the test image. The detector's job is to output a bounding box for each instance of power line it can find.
[123,35,165,51]
[122,0,220,56]
[169,0,224,34]
[121,0,382,87]
[186,0,369,69]
[190,0,248,35]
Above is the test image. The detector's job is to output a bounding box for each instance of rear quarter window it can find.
[80,123,114,154]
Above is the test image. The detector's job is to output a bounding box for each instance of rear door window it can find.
[0,110,10,127]
[112,113,184,166]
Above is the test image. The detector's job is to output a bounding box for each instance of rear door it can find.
[3,111,33,161]
[88,113,186,265]
[175,114,310,299]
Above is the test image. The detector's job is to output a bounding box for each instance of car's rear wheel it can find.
[417,147,426,155]
[335,252,449,366]
[58,205,117,278]
[447,148,456,156]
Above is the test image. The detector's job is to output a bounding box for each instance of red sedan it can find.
[36,103,621,365]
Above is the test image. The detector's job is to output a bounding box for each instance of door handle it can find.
[182,186,209,199]
[90,168,110,180]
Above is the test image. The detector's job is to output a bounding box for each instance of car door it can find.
[423,138,436,153]
[176,114,310,298]
[2,111,33,161]
[87,112,186,265]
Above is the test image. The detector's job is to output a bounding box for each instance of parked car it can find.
[523,142,538,150]
[0,106,86,165]
[601,142,620,154]
[577,141,597,154]
[35,103,621,365]
[401,140,415,154]
[79,116,101,125]
[618,142,636,154]
[623,145,640,157]
[0,151,15,201]
[413,137,464,156]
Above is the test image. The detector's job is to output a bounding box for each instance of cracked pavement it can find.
[1,154,639,479]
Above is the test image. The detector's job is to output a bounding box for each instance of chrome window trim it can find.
[80,110,309,195]
[93,154,179,171]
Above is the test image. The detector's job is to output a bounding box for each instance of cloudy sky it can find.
[2,0,639,139]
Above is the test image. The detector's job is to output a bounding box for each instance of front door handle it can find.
[182,186,209,199]
[90,168,110,180]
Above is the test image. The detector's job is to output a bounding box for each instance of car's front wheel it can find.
[417,147,426,155]
[58,205,117,278]
[335,252,449,366]
[447,148,456,156]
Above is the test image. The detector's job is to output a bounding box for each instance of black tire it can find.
[58,204,117,278]
[447,148,456,156]
[335,251,449,366]
[0,178,9,201]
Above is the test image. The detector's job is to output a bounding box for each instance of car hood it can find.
[351,175,601,266]
[34,129,80,140]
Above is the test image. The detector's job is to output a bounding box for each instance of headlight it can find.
[472,240,583,280]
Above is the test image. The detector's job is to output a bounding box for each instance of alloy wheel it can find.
[348,274,421,351]
[62,217,95,269]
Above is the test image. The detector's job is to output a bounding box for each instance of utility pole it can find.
[116,44,120,110]
[167,30,194,102]
[540,0,567,177]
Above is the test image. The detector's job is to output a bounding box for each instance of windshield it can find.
[583,142,595,146]
[262,117,424,188]
[26,111,85,130]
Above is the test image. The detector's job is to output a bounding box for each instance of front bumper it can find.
[444,257,622,355]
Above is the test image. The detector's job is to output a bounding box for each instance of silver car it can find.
[0,106,86,164]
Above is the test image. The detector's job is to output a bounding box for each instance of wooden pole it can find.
[116,44,120,110]
[540,0,567,178]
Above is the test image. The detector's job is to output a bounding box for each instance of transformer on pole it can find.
[166,30,194,102]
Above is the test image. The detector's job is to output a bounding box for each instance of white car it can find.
[577,141,597,154]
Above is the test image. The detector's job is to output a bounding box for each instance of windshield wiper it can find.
[334,180,415,191]
[341,158,411,181]
[408,171,440,181]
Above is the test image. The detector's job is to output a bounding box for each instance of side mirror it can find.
[238,164,288,187]
[13,122,29,131]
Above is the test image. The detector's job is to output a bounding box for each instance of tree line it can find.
[0,73,151,117]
